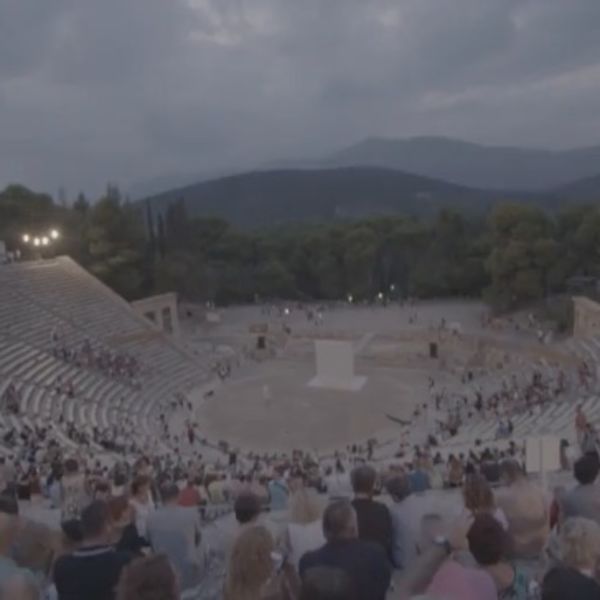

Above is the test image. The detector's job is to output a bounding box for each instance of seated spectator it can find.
[468,513,538,599]
[283,484,325,569]
[108,496,146,556]
[408,458,431,493]
[386,474,418,570]
[116,554,178,600]
[350,465,392,561]
[234,492,263,528]
[224,525,299,600]
[53,500,132,600]
[206,474,228,504]
[480,458,501,485]
[112,472,128,497]
[203,492,267,560]
[542,566,600,600]
[423,514,496,600]
[268,468,289,511]
[299,566,357,600]
[178,477,202,508]
[462,473,509,529]
[495,459,548,559]
[299,500,391,600]
[447,455,464,488]
[0,493,18,516]
[560,453,600,524]
[60,459,87,523]
[542,517,600,600]
[93,480,112,502]
[146,483,203,593]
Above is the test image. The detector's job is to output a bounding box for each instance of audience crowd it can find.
[0,441,598,600]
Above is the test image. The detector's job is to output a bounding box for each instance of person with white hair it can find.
[542,517,600,599]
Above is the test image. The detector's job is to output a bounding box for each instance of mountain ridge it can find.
[131,135,600,198]
[144,165,554,228]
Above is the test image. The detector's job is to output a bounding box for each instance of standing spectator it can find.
[60,459,87,523]
[146,483,203,593]
[53,500,132,600]
[581,423,600,460]
[282,485,325,570]
[350,465,393,561]
[462,474,509,529]
[575,405,588,447]
[468,513,538,599]
[299,500,391,600]
[224,525,298,600]
[108,496,146,556]
[386,475,419,570]
[299,567,357,600]
[204,491,273,561]
[496,460,548,559]
[116,555,178,600]
[129,476,154,541]
[561,454,600,524]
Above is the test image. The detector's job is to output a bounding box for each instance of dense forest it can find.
[1,184,599,316]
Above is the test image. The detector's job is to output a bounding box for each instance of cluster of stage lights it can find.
[22,229,60,247]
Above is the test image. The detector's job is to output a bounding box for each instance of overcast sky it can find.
[1,0,600,198]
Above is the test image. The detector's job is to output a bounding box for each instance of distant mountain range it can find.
[145,166,557,228]
[277,136,600,191]
[140,136,600,227]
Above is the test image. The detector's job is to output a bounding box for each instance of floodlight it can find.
[33,237,41,247]
[41,236,50,246]
[50,229,60,239]
[22,234,30,243]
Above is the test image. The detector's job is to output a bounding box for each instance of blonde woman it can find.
[225,525,299,600]
[283,487,325,570]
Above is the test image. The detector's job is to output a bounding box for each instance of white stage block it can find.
[308,340,367,391]
[525,436,561,474]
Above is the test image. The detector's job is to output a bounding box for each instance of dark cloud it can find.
[0,0,599,197]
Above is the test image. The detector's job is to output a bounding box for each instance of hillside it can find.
[316,136,600,191]
[554,173,600,202]
[145,167,544,228]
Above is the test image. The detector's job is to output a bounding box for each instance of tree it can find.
[84,196,145,299]
[486,204,555,310]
